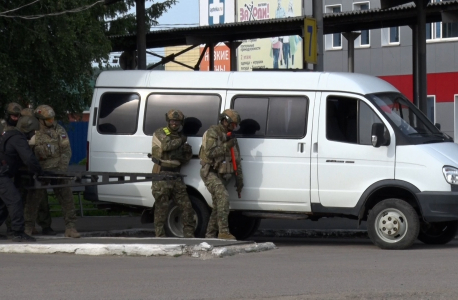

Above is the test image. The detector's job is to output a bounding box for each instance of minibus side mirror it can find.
[371,123,388,148]
[435,123,441,130]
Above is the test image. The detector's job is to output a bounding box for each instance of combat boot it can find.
[42,227,56,236]
[6,227,14,239]
[32,227,39,235]
[0,234,7,240]
[65,228,81,238]
[12,232,36,242]
[24,227,33,236]
[218,232,236,240]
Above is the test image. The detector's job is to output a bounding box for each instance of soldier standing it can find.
[199,109,243,240]
[24,105,80,238]
[21,107,54,235]
[1,102,23,236]
[150,109,195,238]
[0,116,42,242]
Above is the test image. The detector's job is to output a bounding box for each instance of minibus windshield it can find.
[366,92,452,144]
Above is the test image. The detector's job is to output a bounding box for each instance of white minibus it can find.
[85,70,458,249]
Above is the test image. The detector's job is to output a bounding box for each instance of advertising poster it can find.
[199,0,235,71]
[237,0,303,71]
[199,44,231,71]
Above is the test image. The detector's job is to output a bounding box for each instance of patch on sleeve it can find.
[61,135,67,139]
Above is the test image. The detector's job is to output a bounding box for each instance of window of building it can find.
[353,2,370,47]
[427,95,436,123]
[427,0,458,40]
[326,96,383,145]
[325,5,342,50]
[232,96,308,138]
[97,93,140,135]
[382,27,400,46]
[143,94,221,136]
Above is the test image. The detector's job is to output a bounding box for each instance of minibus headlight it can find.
[442,166,458,185]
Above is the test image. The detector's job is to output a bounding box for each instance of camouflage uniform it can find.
[151,109,195,238]
[200,109,243,239]
[24,105,79,237]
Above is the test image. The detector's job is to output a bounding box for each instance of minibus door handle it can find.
[297,142,306,153]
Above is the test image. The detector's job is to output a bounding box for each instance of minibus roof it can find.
[95,71,399,95]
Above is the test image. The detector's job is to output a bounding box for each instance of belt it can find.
[160,166,180,172]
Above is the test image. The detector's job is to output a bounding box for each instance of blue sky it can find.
[133,0,200,64]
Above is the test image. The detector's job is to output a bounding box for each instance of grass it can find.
[47,194,139,217]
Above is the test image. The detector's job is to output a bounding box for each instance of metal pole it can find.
[312,0,324,71]
[136,0,147,70]
[342,32,360,73]
[209,43,215,71]
[414,0,428,114]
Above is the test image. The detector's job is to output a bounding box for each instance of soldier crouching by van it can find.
[199,109,243,240]
[150,109,195,238]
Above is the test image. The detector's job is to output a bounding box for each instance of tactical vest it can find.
[33,125,69,169]
[199,125,236,174]
[151,127,188,173]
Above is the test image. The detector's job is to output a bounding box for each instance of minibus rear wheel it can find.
[417,220,458,245]
[367,198,420,250]
[228,212,261,240]
[165,195,210,238]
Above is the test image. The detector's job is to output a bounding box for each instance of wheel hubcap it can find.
[166,206,197,237]
[375,209,408,243]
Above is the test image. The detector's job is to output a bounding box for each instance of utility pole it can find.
[136,0,147,70]
[312,0,324,71]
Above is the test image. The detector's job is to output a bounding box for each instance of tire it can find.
[228,212,261,240]
[164,194,210,238]
[367,198,420,250]
[417,221,458,245]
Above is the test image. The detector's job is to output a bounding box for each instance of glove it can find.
[0,164,9,176]
[235,175,244,194]
[181,135,188,143]
[225,138,236,149]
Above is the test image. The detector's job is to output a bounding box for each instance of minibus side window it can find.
[232,96,308,138]
[326,96,383,145]
[97,93,140,135]
[144,94,221,137]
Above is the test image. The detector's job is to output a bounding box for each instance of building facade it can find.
[321,0,458,139]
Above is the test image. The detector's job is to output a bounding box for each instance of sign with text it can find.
[304,18,317,64]
[199,0,235,26]
[237,0,303,71]
[199,45,231,71]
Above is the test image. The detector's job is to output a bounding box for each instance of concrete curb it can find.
[0,241,276,259]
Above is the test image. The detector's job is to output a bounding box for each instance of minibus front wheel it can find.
[367,198,420,250]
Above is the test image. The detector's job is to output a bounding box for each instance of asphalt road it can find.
[1,238,457,300]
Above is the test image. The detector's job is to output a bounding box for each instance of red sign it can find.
[200,45,231,71]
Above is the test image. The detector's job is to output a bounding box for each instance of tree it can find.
[0,0,177,120]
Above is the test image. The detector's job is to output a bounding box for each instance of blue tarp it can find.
[63,122,88,165]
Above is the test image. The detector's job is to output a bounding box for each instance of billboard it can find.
[199,45,231,71]
[200,0,235,26]
[237,0,303,71]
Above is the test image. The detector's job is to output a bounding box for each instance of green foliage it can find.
[0,0,177,120]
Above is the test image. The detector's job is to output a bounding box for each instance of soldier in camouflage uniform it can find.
[24,105,80,238]
[151,109,195,238]
[199,109,243,240]
[20,107,54,235]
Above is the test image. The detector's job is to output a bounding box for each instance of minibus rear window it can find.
[144,94,221,137]
[97,93,140,135]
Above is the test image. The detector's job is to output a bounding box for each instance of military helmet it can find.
[165,109,185,122]
[16,116,40,133]
[5,102,22,116]
[21,108,34,117]
[34,105,55,120]
[220,109,241,125]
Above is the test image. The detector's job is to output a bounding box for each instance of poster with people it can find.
[237,0,303,71]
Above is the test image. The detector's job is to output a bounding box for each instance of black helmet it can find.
[16,116,40,133]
